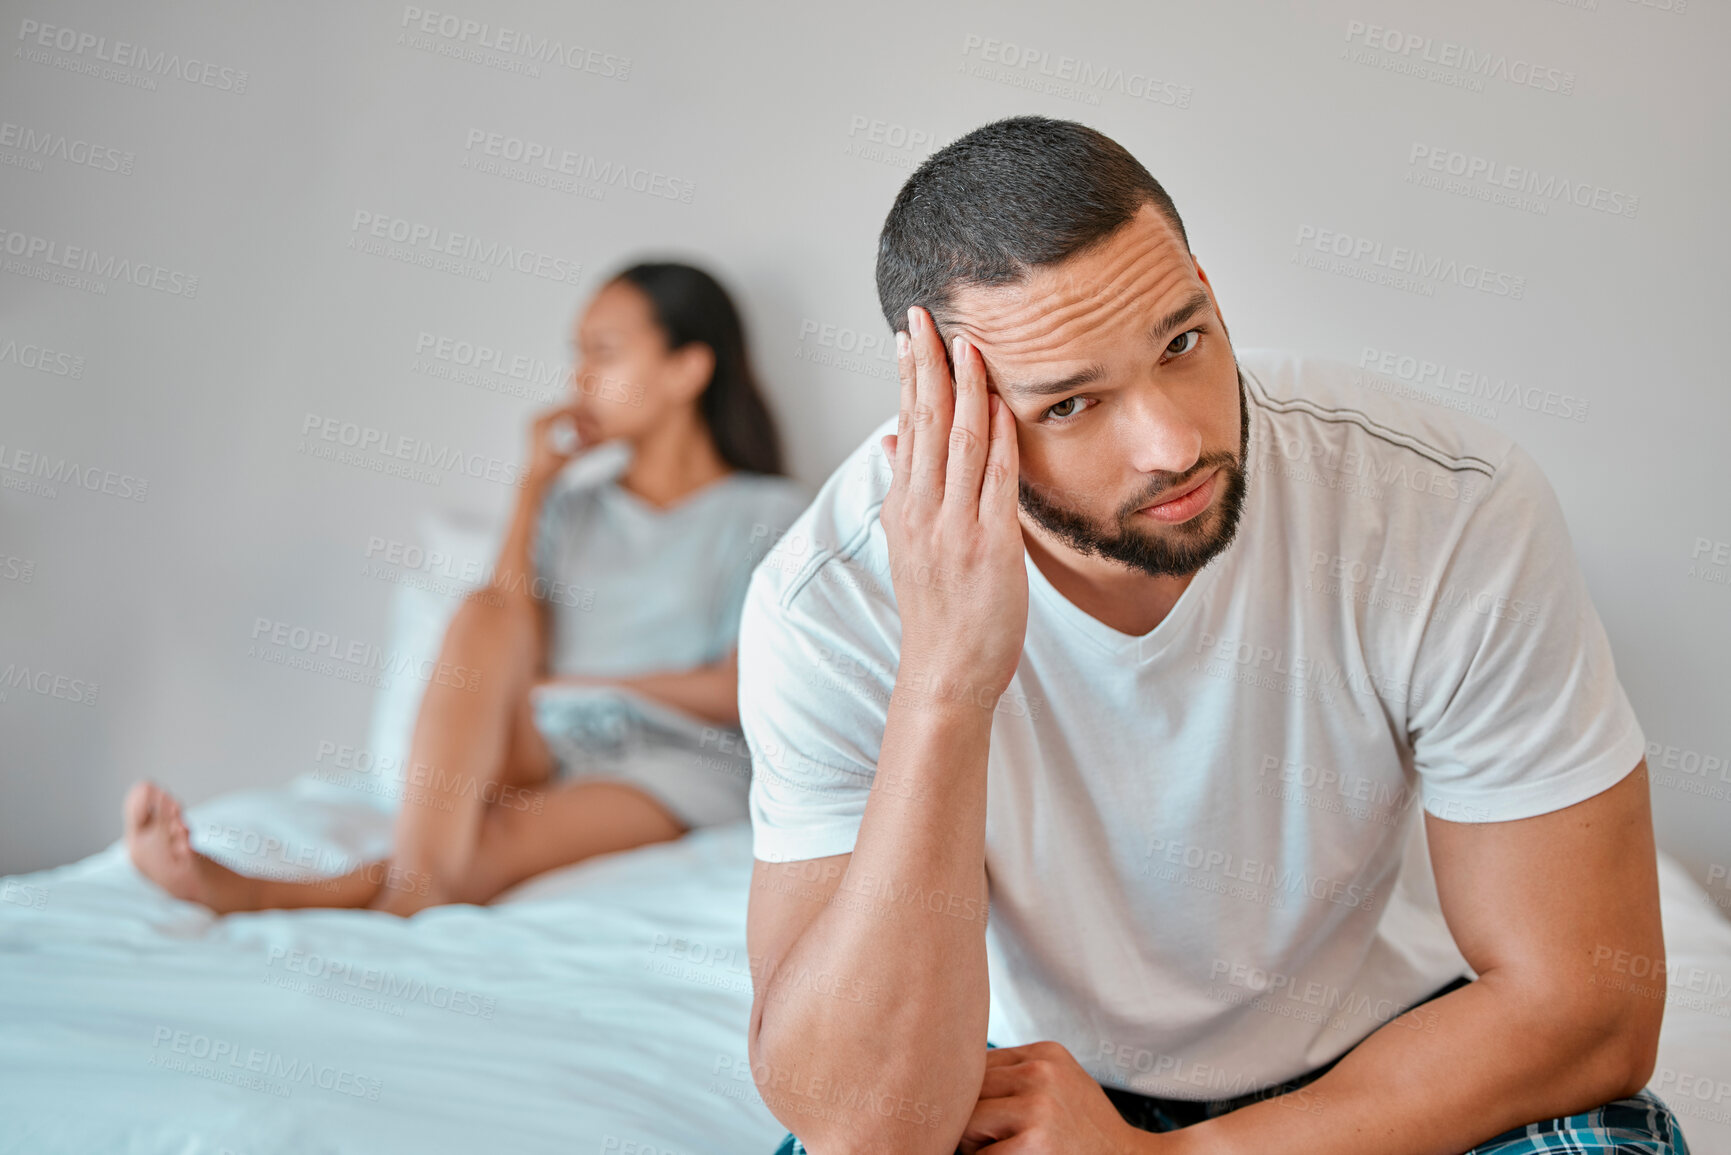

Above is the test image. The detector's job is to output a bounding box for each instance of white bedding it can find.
[3,778,1728,1154]
[0,778,787,1155]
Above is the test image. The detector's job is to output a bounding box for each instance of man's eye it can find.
[1166,329,1201,357]
[1043,396,1087,422]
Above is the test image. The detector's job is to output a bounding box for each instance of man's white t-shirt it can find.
[738,348,1646,1100]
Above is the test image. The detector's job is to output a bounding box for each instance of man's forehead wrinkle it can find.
[1015,227,1175,316]
[954,211,1175,308]
[955,220,1190,339]
[959,259,1199,361]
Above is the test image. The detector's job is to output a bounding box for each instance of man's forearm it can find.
[752,679,996,1153]
[1162,972,1650,1155]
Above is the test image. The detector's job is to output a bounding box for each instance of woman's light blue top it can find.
[532,448,811,680]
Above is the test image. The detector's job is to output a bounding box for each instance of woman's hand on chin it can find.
[524,404,594,490]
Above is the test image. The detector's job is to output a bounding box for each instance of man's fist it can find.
[959,1040,1152,1153]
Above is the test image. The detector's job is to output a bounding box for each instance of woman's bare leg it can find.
[121,781,386,910]
[366,589,551,913]
[124,588,549,914]
[121,772,689,914]
[446,778,687,906]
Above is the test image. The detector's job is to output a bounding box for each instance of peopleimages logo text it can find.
[349,211,582,285]
[399,7,630,79]
[0,225,199,297]
[1293,226,1526,300]
[16,18,249,91]
[1408,145,1637,219]
[1343,20,1574,94]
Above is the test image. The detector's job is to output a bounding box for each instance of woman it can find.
[122,262,809,916]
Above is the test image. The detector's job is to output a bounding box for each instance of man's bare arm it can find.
[748,702,994,1153]
[1161,761,1665,1155]
[746,309,1029,1154]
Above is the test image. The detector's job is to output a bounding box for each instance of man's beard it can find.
[1017,366,1251,580]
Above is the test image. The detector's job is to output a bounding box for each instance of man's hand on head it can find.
[880,305,1030,714]
[959,1041,1163,1154]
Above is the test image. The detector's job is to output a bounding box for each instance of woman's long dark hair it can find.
[612,262,785,476]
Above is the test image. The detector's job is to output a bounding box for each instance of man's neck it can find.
[1018,515,1197,638]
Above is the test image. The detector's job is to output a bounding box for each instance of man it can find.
[739,116,1687,1154]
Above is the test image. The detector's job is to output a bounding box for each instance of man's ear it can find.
[1192,257,1230,342]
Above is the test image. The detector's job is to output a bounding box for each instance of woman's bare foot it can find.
[122,781,255,913]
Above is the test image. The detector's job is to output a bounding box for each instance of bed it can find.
[3,783,1729,1154]
[0,783,789,1154]
[3,507,1727,1154]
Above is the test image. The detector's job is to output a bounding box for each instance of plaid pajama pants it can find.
[770,978,1692,1154]
[771,1086,1689,1154]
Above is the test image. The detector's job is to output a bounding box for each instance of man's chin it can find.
[1112,535,1226,579]
[1018,462,1247,579]
[1095,502,1238,578]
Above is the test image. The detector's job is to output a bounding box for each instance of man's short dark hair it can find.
[875,115,1190,336]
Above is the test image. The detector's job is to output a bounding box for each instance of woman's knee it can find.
[451,588,531,636]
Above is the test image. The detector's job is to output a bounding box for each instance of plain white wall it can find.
[2,0,1726,904]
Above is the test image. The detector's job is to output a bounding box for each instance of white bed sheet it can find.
[0,777,786,1155]
[2,778,1728,1154]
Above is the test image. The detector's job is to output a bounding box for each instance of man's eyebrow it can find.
[995,287,1214,401]
[999,363,1106,400]
[1149,288,1213,349]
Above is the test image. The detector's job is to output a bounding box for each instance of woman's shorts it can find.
[554,742,750,830]
[533,688,751,830]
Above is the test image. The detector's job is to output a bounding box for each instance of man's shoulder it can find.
[1238,347,1519,509]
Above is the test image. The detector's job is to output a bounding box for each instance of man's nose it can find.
[1120,383,1202,476]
